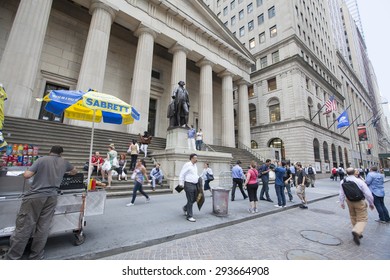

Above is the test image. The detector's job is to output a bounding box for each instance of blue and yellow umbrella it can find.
[38,89,140,185]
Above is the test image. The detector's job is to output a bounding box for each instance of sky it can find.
[356,0,390,111]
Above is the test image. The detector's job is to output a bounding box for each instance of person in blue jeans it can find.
[274,161,287,208]
[126,159,150,206]
[365,166,390,223]
[258,159,273,202]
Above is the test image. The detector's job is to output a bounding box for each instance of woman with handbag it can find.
[116,153,128,181]
[126,159,150,206]
[201,162,213,196]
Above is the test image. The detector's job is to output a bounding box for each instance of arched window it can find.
[249,103,257,126]
[251,140,258,149]
[268,98,280,122]
[268,138,285,160]
[323,141,329,162]
[313,138,321,161]
[338,146,343,166]
[331,144,337,167]
[308,97,313,121]
[344,147,349,167]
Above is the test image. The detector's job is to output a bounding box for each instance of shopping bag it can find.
[206,172,214,181]
[101,160,111,171]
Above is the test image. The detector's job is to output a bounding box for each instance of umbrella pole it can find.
[87,109,96,188]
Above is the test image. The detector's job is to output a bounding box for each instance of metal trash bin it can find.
[212,171,232,217]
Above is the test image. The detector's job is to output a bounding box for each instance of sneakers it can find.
[254,208,259,213]
[187,217,196,222]
[146,198,150,203]
[126,203,134,207]
[289,200,295,203]
[299,204,308,209]
[248,208,255,214]
[274,205,282,208]
[375,219,387,224]
[266,199,274,203]
[182,207,187,216]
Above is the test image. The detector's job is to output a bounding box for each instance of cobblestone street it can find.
[101,196,390,260]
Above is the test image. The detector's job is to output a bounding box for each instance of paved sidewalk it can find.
[31,178,390,259]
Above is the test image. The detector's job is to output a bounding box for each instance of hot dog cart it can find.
[0,166,106,257]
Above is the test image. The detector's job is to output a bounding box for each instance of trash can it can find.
[212,171,232,217]
[212,188,230,216]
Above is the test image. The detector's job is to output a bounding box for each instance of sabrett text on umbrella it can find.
[85,98,130,113]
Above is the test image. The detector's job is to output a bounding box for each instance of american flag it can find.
[324,95,337,114]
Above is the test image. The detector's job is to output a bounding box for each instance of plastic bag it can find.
[112,157,119,168]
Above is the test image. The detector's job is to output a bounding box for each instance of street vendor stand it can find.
[0,166,106,258]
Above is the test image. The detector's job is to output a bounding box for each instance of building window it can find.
[256,0,263,7]
[323,141,329,162]
[272,50,279,63]
[270,25,277,37]
[239,26,245,37]
[251,140,258,149]
[260,56,267,68]
[249,103,257,126]
[239,9,244,20]
[306,77,310,90]
[249,38,256,49]
[248,85,254,97]
[223,6,228,16]
[313,138,321,161]
[231,16,236,26]
[248,20,254,31]
[259,32,265,43]
[268,6,275,18]
[224,21,228,27]
[267,77,277,91]
[230,0,236,10]
[247,3,253,14]
[151,69,161,80]
[257,13,264,25]
[268,98,280,122]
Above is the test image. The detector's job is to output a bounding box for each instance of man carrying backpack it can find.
[339,167,374,246]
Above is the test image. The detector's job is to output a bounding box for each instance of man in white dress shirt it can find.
[179,153,199,222]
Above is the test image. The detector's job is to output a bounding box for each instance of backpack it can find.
[307,167,314,174]
[341,180,365,201]
[338,168,344,175]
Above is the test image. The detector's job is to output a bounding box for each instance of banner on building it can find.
[357,123,368,141]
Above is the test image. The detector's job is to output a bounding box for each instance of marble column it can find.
[0,0,53,117]
[220,71,235,147]
[128,25,157,134]
[169,44,188,95]
[77,0,117,91]
[237,80,251,147]
[197,59,214,144]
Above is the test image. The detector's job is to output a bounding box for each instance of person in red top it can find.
[244,160,259,214]
[90,151,104,177]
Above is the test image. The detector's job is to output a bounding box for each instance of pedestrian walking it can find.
[274,161,287,208]
[244,160,259,214]
[365,166,390,223]
[296,163,308,209]
[258,159,273,202]
[306,164,316,187]
[126,159,150,206]
[201,162,213,196]
[339,167,374,245]
[338,165,345,181]
[290,163,296,186]
[139,131,152,158]
[6,146,77,260]
[284,163,294,202]
[231,160,248,201]
[331,167,338,181]
[179,153,199,222]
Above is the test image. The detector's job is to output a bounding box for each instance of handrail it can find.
[237,141,265,163]
[203,142,216,152]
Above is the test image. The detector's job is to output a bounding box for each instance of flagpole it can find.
[327,104,352,130]
[310,103,326,121]
[340,113,361,135]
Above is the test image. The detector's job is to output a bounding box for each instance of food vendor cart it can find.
[0,166,106,258]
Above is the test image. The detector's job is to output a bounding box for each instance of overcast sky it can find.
[356,0,390,111]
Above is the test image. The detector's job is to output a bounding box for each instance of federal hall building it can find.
[1,0,388,173]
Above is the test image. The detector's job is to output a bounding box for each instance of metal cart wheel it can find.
[73,230,85,246]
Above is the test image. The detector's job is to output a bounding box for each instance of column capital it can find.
[196,57,213,68]
[218,69,234,78]
[169,43,189,55]
[237,79,249,86]
[90,0,118,22]
[134,24,157,39]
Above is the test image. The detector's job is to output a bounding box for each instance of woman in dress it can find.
[126,159,150,206]
[105,143,117,188]
[116,153,128,181]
